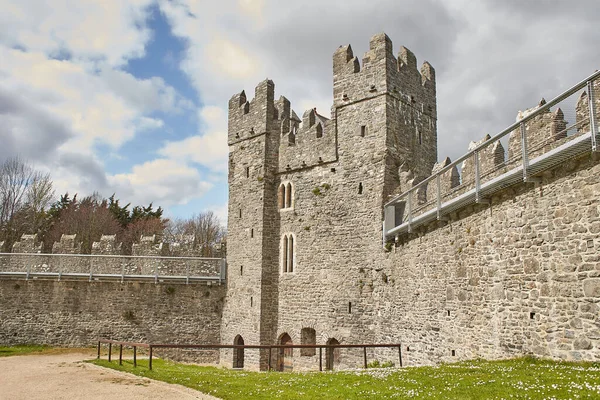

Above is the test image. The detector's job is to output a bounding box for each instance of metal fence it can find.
[0,253,226,284]
[383,70,600,241]
[97,339,404,371]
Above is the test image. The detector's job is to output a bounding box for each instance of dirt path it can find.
[0,350,219,400]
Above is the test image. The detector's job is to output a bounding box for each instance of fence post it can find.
[268,347,272,371]
[186,264,189,285]
[319,347,323,371]
[134,346,137,367]
[108,343,112,362]
[363,346,367,369]
[97,341,101,359]
[121,260,125,284]
[149,346,153,370]
[398,345,403,368]
[588,80,598,151]
[119,344,123,365]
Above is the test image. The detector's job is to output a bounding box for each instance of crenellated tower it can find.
[223,33,437,371]
[221,79,283,370]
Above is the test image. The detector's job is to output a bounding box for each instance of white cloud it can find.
[0,0,155,66]
[159,106,229,171]
[109,159,213,207]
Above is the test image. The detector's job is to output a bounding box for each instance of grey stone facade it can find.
[222,33,600,371]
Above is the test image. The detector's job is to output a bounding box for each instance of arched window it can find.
[279,182,294,210]
[301,328,316,356]
[278,184,285,209]
[281,233,295,273]
[282,235,288,272]
[288,235,294,273]
[316,123,323,138]
[285,183,292,208]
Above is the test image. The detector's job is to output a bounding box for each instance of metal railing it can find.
[383,70,600,241]
[97,339,404,371]
[0,253,226,284]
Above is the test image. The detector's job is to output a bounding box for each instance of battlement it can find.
[228,79,276,145]
[332,33,436,115]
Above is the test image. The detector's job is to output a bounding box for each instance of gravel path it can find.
[0,350,219,400]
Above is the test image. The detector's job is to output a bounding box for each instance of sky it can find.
[1,0,599,224]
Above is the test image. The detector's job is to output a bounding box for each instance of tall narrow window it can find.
[281,233,296,273]
[239,209,242,218]
[246,166,250,178]
[282,235,288,273]
[316,123,323,138]
[288,235,294,273]
[360,125,366,137]
[279,182,294,210]
[278,184,285,209]
[251,228,254,238]
[286,183,292,208]
[418,130,422,145]
[240,265,243,276]
[358,183,363,194]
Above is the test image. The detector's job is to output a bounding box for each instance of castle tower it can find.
[223,33,436,371]
[221,80,282,370]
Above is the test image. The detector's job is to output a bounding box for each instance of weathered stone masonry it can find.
[222,32,600,370]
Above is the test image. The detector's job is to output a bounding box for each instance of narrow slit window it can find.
[240,266,243,276]
[288,235,294,273]
[286,183,292,208]
[239,209,242,218]
[250,228,254,238]
[418,130,422,145]
[358,183,363,194]
[360,125,366,137]
[246,166,250,178]
[278,184,285,209]
[282,235,288,273]
[348,302,352,313]
[250,297,253,307]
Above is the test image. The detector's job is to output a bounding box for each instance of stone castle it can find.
[1,33,599,371]
[220,32,600,370]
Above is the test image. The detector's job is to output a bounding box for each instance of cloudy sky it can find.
[1,0,598,223]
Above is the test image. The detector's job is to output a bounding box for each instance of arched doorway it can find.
[233,335,244,368]
[278,333,293,372]
[326,338,340,371]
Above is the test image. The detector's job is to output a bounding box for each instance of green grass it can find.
[90,356,600,399]
[0,345,49,357]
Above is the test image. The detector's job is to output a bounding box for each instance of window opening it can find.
[282,235,288,273]
[278,184,285,209]
[251,228,254,238]
[360,125,366,137]
[301,328,317,356]
[246,166,250,178]
[239,209,242,218]
[358,183,363,194]
[316,123,323,138]
[288,235,294,272]
[285,183,292,208]
[348,302,352,313]
[240,266,243,276]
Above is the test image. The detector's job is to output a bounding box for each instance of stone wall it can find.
[372,152,600,365]
[0,279,225,362]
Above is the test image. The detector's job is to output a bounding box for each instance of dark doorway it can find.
[233,335,244,368]
[278,333,293,372]
[326,338,340,371]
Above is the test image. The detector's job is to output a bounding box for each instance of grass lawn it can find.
[91,356,600,399]
[0,345,49,357]
[0,345,96,357]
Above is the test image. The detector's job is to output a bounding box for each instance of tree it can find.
[0,157,54,251]
[165,211,225,257]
